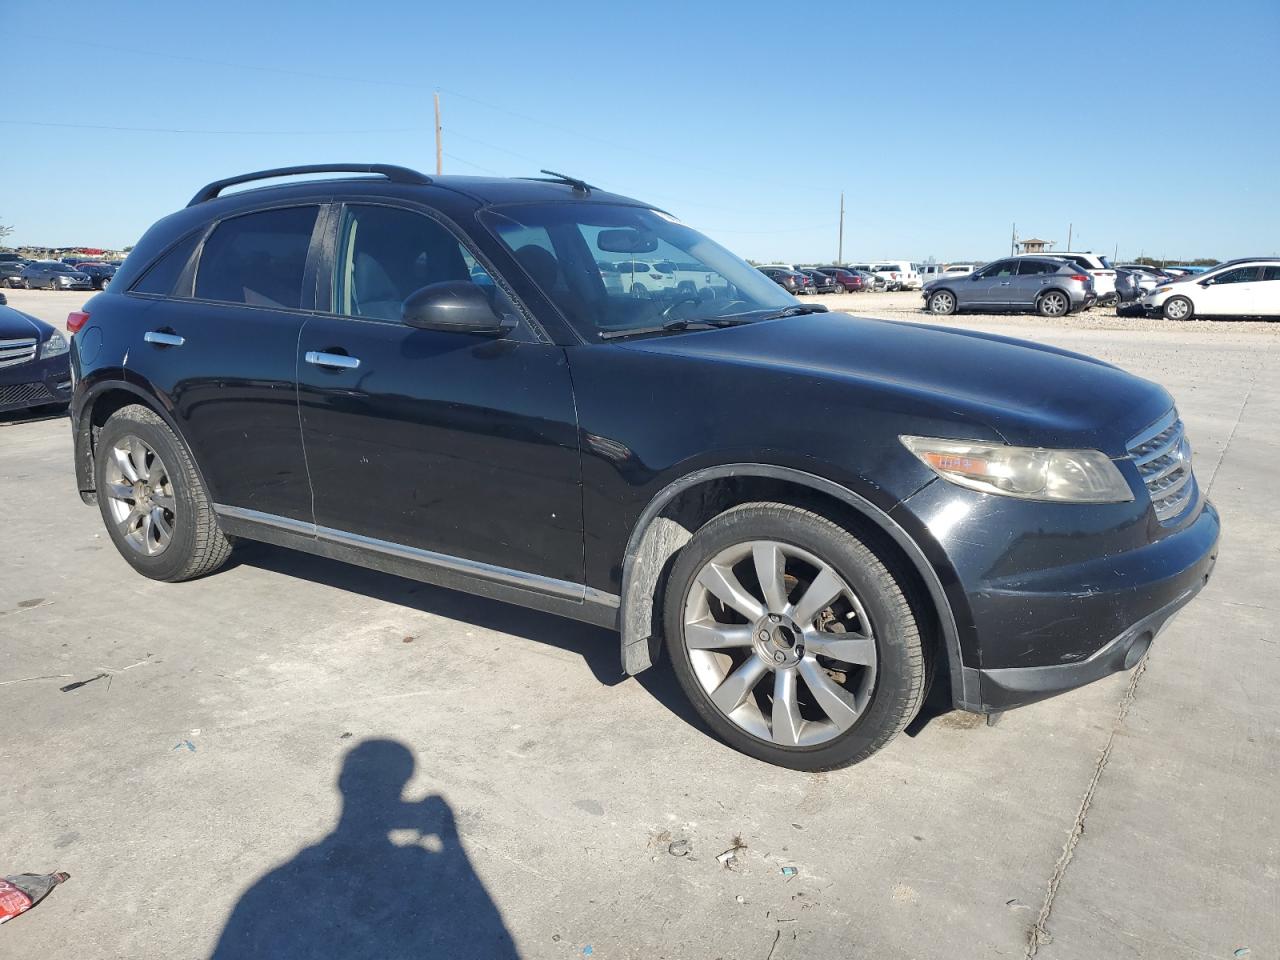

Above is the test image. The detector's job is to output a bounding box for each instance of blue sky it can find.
[2,0,1276,262]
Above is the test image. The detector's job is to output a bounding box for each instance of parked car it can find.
[1116,264,1170,294]
[872,261,923,291]
[759,266,805,293]
[0,253,28,286]
[69,162,1217,770]
[1014,252,1117,303]
[614,259,677,296]
[75,261,118,290]
[14,260,92,290]
[943,264,977,276]
[817,268,865,292]
[856,269,886,292]
[923,256,1095,317]
[1138,258,1280,320]
[1114,268,1143,304]
[800,269,840,294]
[1,302,72,414]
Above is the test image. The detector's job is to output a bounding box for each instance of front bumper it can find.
[901,476,1220,713]
[0,351,73,412]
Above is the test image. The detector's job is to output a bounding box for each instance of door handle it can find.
[305,350,360,370]
[144,331,185,347]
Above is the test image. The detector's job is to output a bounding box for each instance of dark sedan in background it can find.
[758,266,808,293]
[11,260,93,290]
[800,268,841,293]
[816,267,866,292]
[0,253,27,287]
[0,303,72,414]
[75,261,118,289]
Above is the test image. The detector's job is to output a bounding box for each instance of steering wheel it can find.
[659,295,704,320]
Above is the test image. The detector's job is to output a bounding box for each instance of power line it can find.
[0,119,414,136]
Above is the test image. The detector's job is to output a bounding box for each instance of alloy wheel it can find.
[103,436,177,556]
[682,540,877,747]
[930,292,955,314]
[1041,292,1068,316]
[1166,298,1190,320]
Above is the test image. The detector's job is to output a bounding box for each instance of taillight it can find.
[1069,274,1089,282]
[67,311,90,333]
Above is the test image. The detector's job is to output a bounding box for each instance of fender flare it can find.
[618,463,977,710]
[73,377,217,504]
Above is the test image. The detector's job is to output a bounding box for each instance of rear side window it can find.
[1017,260,1056,276]
[131,231,201,296]
[194,206,318,309]
[1261,266,1280,281]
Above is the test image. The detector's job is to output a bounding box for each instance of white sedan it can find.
[1140,258,1280,320]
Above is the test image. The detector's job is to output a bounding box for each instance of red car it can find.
[818,268,865,292]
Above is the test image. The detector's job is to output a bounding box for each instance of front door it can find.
[295,202,585,586]
[1198,264,1261,316]
[981,260,1022,304]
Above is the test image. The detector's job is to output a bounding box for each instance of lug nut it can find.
[773,651,786,663]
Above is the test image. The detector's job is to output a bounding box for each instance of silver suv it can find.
[922,256,1096,317]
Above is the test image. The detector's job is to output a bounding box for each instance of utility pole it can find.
[1066,223,1073,251]
[837,191,845,265]
[434,92,443,176]
[1010,222,1017,256]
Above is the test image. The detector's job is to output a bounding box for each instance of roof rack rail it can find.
[187,163,432,206]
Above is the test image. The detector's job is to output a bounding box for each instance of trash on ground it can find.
[667,839,690,857]
[716,836,748,869]
[0,872,70,924]
[172,740,196,752]
[1234,949,1251,958]
[780,866,798,877]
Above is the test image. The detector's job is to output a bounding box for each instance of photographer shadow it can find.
[211,739,519,960]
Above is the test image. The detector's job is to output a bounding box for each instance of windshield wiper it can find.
[597,317,751,341]
[755,303,830,320]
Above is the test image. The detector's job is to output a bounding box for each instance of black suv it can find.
[68,164,1218,770]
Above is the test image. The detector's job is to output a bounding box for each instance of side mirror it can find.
[401,281,513,336]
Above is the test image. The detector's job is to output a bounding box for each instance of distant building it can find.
[1017,238,1053,253]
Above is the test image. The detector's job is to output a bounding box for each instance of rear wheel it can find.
[1163,295,1194,321]
[927,290,957,315]
[94,404,232,582]
[1037,290,1070,317]
[663,503,929,770]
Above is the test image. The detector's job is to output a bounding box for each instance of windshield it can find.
[480,203,795,338]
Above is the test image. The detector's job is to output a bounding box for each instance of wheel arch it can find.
[618,463,974,710]
[73,379,217,506]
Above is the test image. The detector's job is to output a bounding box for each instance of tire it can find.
[46,276,59,291]
[663,503,929,770]
[927,290,957,315]
[1163,295,1194,321]
[94,403,232,582]
[1036,289,1070,317]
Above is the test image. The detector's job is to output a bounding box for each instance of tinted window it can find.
[977,260,1017,278]
[334,204,504,323]
[1017,260,1056,276]
[1212,266,1259,284]
[1261,266,1280,281]
[195,206,318,309]
[132,232,202,296]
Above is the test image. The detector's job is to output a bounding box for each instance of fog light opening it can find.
[1123,632,1153,670]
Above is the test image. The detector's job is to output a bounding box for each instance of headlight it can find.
[900,436,1133,503]
[41,331,69,358]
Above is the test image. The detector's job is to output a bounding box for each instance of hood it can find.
[620,312,1172,453]
[0,305,51,340]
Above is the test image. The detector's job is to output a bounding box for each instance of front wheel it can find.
[1163,295,1194,321]
[927,290,957,315]
[663,503,930,770]
[1037,290,1070,317]
[94,404,232,582]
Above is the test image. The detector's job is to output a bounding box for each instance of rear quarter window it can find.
[130,232,202,296]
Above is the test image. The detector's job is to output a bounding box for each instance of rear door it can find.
[1258,265,1280,317]
[124,204,322,522]
[1014,258,1058,304]
[295,200,585,586]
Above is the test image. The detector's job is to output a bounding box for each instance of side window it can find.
[1017,260,1053,276]
[132,231,202,296]
[334,204,507,323]
[1212,266,1259,284]
[194,206,318,309]
[1261,266,1280,281]
[980,261,1017,278]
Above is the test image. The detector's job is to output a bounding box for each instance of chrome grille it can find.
[0,337,37,369]
[1128,411,1195,522]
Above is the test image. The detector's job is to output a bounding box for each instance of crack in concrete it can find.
[1025,656,1149,957]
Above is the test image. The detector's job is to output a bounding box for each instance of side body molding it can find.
[617,464,978,711]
